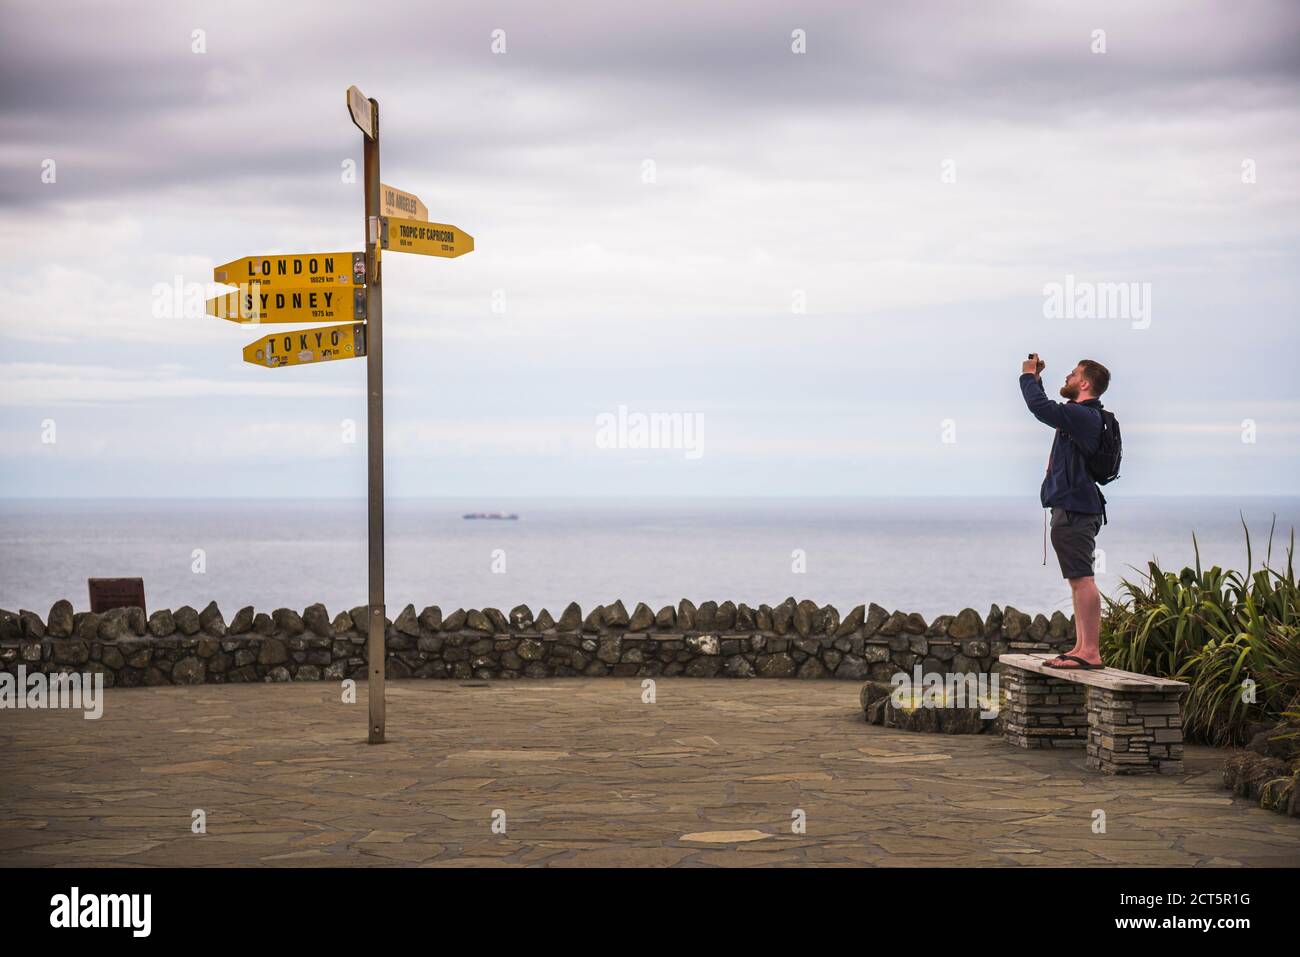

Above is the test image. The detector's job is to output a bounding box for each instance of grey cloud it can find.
[3,0,1298,207]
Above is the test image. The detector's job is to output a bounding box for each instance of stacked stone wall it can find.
[0,598,1076,687]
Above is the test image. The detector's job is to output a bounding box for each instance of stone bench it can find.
[998,653,1188,775]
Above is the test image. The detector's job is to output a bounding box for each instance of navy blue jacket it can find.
[1019,373,1105,514]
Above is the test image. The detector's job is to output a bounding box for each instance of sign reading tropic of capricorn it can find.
[202,85,475,743]
[380,217,473,258]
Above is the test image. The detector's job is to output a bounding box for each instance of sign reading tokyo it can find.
[214,252,364,291]
[381,184,427,221]
[244,322,366,368]
[207,287,366,324]
[380,216,474,258]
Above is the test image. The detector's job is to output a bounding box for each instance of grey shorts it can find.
[1050,507,1103,579]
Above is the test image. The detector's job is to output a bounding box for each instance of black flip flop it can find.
[1044,654,1104,671]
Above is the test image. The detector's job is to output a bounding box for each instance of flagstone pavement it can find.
[3,679,1298,867]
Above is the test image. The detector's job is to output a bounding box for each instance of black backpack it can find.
[1085,409,1122,485]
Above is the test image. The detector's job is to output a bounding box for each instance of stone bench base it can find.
[1000,667,1091,749]
[999,655,1186,775]
[1085,687,1185,774]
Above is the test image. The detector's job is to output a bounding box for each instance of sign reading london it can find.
[214,252,364,291]
[243,322,366,368]
[380,216,474,258]
[207,287,366,323]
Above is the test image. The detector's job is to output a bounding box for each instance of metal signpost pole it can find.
[362,97,386,745]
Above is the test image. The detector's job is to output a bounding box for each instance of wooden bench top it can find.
[998,653,1188,692]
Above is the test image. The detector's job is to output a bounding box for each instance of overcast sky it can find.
[1,0,1297,498]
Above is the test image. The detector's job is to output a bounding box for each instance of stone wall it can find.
[0,598,1076,688]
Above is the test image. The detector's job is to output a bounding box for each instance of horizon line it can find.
[2,493,1298,503]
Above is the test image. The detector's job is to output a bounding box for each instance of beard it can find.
[1060,382,1079,400]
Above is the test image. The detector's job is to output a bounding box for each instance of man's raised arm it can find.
[1019,371,1069,429]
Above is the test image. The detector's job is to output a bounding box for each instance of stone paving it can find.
[3,679,1298,867]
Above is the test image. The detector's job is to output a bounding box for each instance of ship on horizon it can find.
[462,511,519,520]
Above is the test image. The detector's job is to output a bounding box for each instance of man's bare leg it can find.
[1052,576,1102,667]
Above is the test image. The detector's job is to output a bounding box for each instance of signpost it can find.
[202,85,473,744]
[242,323,366,368]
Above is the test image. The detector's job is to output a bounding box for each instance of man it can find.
[1019,355,1111,670]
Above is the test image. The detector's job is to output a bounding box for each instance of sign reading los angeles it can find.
[243,322,366,368]
[207,287,366,323]
[380,216,474,258]
[381,184,427,221]
[214,252,364,291]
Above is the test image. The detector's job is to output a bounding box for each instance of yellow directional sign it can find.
[207,286,366,324]
[243,322,366,368]
[213,252,364,291]
[347,85,374,139]
[380,216,474,259]
[381,184,427,221]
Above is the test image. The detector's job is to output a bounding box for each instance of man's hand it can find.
[1022,353,1045,377]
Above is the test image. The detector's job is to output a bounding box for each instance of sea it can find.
[1,496,1296,623]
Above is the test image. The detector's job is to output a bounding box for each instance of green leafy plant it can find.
[1101,517,1299,745]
